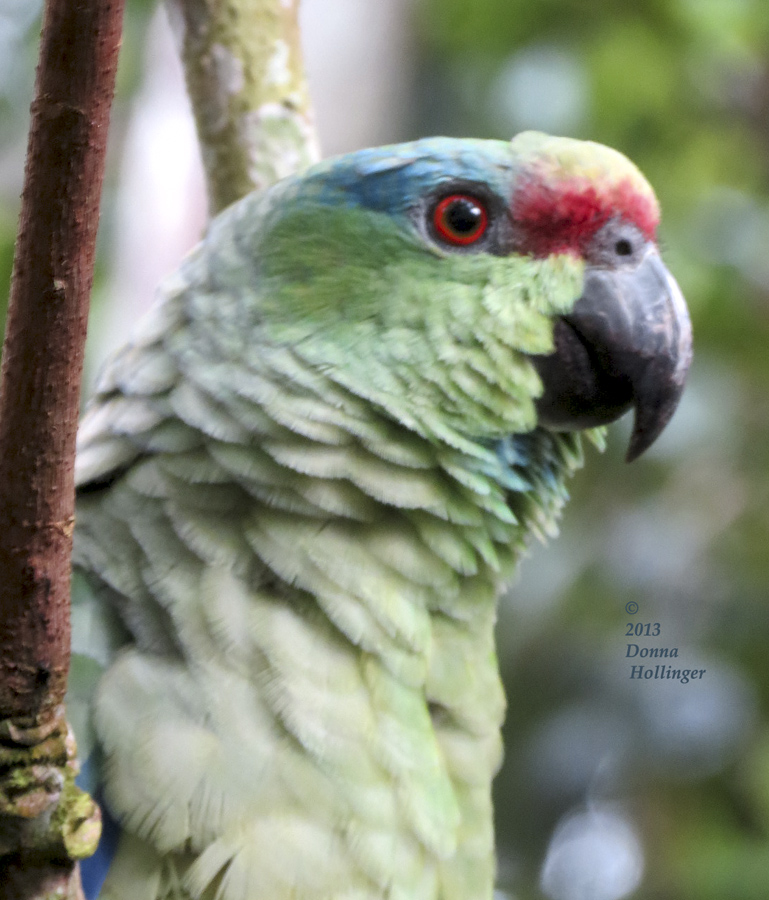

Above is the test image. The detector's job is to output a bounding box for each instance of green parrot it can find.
[70,131,692,900]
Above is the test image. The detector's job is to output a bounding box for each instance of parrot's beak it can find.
[532,248,693,462]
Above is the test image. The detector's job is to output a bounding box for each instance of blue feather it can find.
[302,138,515,216]
[77,756,121,900]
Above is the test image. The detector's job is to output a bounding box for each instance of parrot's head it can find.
[231,131,691,460]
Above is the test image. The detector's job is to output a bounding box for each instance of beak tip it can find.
[625,410,660,463]
[625,436,646,464]
[624,374,687,463]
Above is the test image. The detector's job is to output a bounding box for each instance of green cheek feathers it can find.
[258,206,585,442]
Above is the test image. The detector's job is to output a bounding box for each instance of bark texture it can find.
[0,0,124,893]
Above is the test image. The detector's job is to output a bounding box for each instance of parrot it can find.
[69,130,692,900]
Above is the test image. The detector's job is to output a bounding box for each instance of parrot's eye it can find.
[432,194,489,246]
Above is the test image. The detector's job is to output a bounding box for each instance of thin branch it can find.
[0,0,124,894]
[169,0,320,214]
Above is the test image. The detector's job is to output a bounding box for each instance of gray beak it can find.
[532,248,693,462]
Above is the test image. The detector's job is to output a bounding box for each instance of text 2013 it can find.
[626,622,661,636]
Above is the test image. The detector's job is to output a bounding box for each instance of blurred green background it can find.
[3,1,769,897]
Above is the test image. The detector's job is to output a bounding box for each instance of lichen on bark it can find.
[169,0,320,214]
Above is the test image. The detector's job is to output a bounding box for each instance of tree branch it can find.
[0,0,124,894]
[169,0,320,213]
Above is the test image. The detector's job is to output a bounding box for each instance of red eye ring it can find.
[432,194,489,246]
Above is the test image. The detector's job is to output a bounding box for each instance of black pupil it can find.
[615,238,633,256]
[446,199,482,234]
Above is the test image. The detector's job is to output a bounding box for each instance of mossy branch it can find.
[169,0,320,214]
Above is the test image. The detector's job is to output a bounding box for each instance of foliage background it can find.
[3,1,769,897]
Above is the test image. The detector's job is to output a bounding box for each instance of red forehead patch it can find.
[511,175,659,259]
